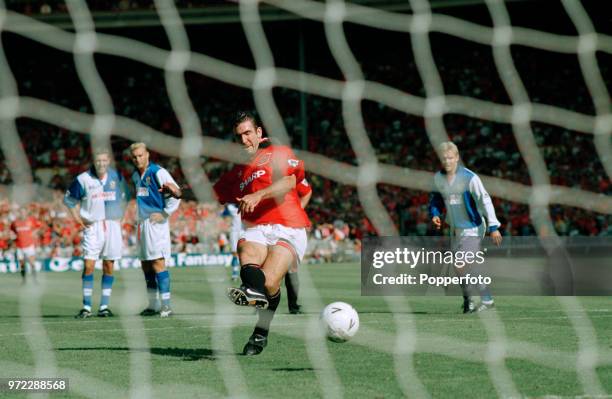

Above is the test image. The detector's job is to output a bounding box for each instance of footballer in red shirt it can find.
[213,111,310,355]
[10,208,38,281]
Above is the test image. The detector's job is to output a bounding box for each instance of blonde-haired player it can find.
[429,141,502,313]
[129,142,181,318]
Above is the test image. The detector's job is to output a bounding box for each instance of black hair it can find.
[232,110,260,129]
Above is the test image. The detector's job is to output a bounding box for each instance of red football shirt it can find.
[10,218,36,248]
[213,143,311,228]
[296,177,312,198]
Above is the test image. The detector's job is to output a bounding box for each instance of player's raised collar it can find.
[258,137,272,150]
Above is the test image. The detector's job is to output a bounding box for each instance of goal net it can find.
[0,0,610,397]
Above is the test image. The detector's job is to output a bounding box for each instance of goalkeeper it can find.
[429,142,502,313]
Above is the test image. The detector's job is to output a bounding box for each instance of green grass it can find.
[0,263,611,398]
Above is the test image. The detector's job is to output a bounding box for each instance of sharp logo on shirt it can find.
[288,159,299,167]
[449,194,462,205]
[137,187,149,197]
[240,170,266,191]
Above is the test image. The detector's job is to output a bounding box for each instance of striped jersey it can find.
[64,167,128,222]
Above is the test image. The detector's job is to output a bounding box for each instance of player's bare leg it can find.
[227,241,269,308]
[243,245,294,356]
[76,259,96,318]
[140,260,160,315]
[23,255,37,283]
[97,260,115,317]
[151,258,172,317]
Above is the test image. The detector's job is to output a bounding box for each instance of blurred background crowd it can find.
[0,1,609,262]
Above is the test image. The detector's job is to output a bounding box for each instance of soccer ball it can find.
[320,302,360,343]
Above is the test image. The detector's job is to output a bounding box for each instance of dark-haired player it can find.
[214,111,310,355]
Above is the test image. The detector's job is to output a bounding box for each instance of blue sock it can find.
[100,274,114,310]
[231,255,239,278]
[82,273,94,311]
[156,270,171,307]
[479,285,494,304]
[144,270,159,310]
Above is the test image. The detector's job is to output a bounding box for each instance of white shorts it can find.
[230,230,241,253]
[16,245,36,260]
[138,218,171,261]
[83,220,123,261]
[239,224,308,264]
[454,224,486,238]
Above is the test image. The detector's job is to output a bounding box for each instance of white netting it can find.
[0,0,611,397]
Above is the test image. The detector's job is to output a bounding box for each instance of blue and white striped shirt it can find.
[64,167,128,222]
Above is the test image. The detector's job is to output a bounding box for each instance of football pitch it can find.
[1,263,611,398]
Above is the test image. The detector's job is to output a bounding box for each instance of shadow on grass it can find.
[57,347,220,361]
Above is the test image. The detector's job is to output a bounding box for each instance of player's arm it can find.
[237,148,302,214]
[428,191,445,230]
[63,179,89,229]
[237,175,295,214]
[468,175,502,245]
[297,178,312,209]
[150,168,181,223]
[159,182,182,199]
[212,169,235,205]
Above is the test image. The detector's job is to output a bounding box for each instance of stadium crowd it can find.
[0,20,610,262]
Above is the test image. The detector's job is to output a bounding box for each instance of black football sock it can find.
[240,264,265,293]
[285,273,300,310]
[460,283,471,301]
[254,289,281,337]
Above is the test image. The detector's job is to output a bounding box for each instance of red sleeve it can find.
[213,168,238,204]
[296,178,312,198]
[272,146,305,182]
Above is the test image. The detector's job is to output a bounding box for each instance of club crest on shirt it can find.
[145,176,151,186]
[257,153,272,166]
[109,181,116,189]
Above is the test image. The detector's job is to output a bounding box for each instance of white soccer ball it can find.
[320,302,360,343]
